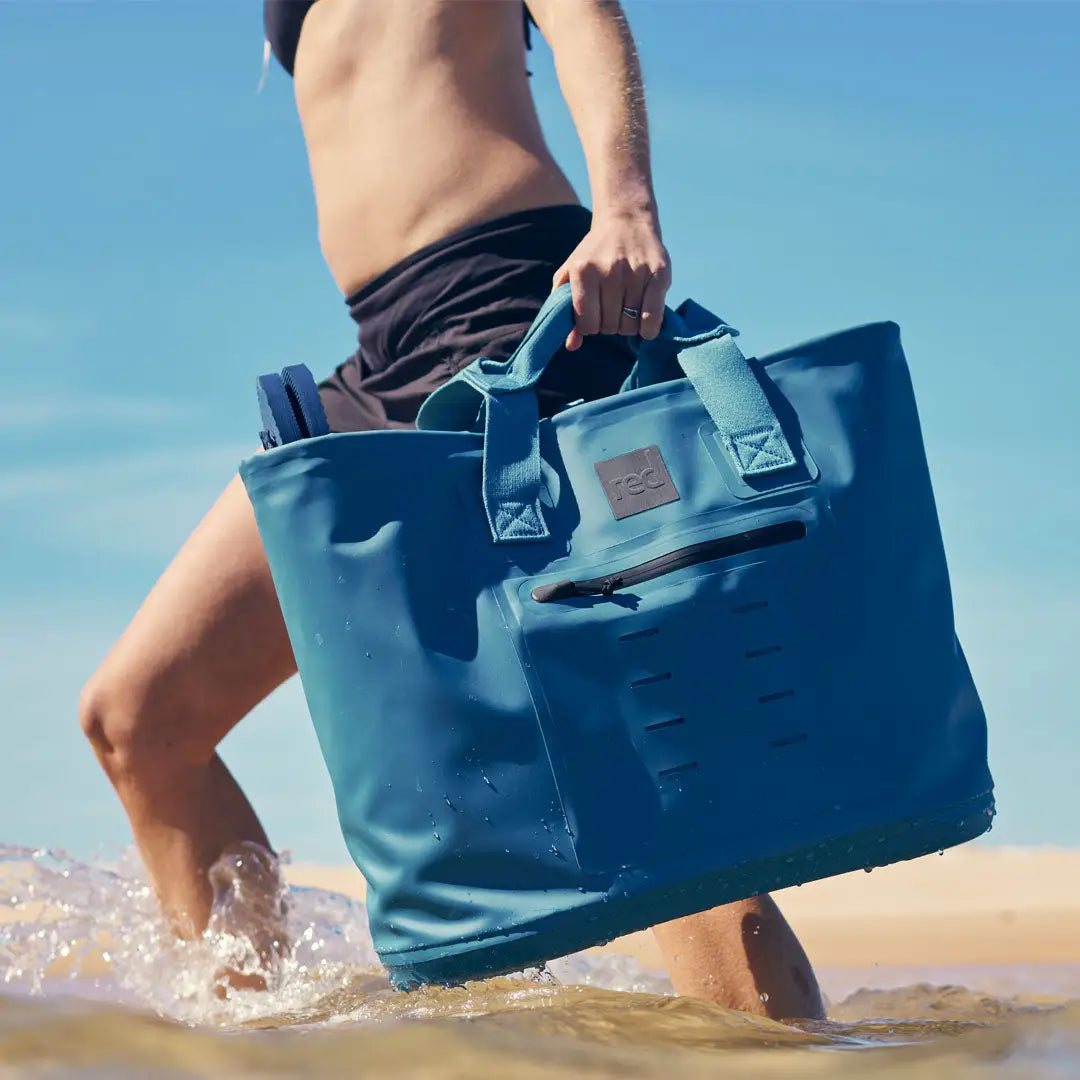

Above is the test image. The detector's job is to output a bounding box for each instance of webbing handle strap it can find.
[416,286,795,543]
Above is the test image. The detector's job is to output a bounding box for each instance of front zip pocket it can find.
[530,520,807,603]
[506,513,827,875]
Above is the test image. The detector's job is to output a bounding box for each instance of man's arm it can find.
[527,0,671,347]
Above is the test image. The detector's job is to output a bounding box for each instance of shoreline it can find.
[285,846,1080,970]
[2,845,1075,976]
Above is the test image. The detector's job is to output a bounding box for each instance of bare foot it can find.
[206,841,291,995]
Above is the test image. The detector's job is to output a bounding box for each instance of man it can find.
[80,0,823,1019]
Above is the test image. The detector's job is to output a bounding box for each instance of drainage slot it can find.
[770,733,808,749]
[758,689,795,704]
[734,600,769,615]
[745,645,782,659]
[630,672,672,689]
[619,627,660,643]
[644,716,686,733]
[659,761,699,779]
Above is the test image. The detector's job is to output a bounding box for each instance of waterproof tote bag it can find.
[240,285,994,988]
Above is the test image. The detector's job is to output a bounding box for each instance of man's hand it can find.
[552,208,671,350]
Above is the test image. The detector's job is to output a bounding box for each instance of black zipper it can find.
[530,520,806,603]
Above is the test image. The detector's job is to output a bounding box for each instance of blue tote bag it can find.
[240,285,994,988]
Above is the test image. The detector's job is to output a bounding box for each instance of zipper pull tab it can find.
[531,579,580,603]
[531,574,626,603]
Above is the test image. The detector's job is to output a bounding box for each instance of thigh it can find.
[94,473,297,761]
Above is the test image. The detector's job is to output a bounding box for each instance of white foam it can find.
[0,843,672,1028]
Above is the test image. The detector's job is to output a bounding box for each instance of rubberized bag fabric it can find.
[239,285,994,987]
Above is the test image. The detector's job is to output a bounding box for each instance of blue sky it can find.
[0,1,1076,864]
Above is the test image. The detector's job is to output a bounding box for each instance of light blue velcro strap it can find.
[418,288,570,542]
[472,284,576,392]
[415,374,484,432]
[671,301,797,477]
[416,285,576,433]
[481,390,549,543]
[420,285,575,426]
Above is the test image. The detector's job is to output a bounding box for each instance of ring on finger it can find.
[621,306,641,320]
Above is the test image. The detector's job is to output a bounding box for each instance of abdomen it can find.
[292,0,577,294]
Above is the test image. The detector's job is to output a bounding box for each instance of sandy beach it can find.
[286,845,1080,970]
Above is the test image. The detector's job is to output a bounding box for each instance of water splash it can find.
[547,952,674,996]
[0,842,381,1026]
[0,843,673,1028]
[3,844,1080,1079]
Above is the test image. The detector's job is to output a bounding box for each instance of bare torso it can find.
[292,0,579,296]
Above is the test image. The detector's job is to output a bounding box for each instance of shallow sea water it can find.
[1,844,1077,1080]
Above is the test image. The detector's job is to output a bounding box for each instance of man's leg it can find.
[652,896,825,1019]
[79,475,297,939]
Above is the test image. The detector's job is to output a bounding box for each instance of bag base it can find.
[383,790,994,989]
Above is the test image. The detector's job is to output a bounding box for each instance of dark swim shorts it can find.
[318,204,635,432]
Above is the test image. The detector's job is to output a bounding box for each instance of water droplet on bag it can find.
[314,633,324,647]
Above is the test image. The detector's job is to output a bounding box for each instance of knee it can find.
[79,664,204,781]
[79,668,142,779]
[79,669,111,753]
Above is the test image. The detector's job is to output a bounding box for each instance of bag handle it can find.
[415,285,796,544]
